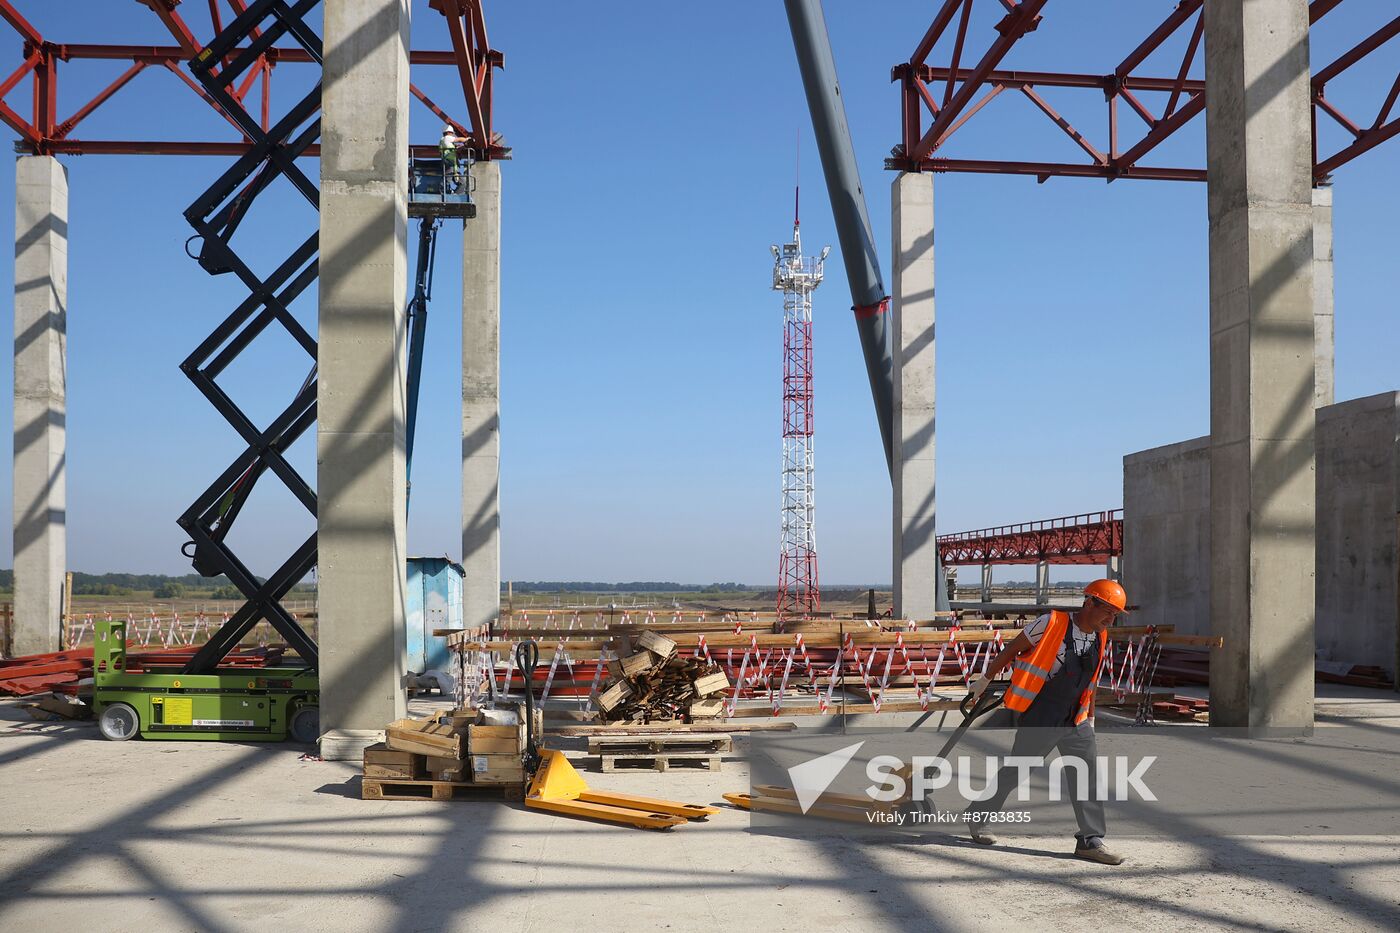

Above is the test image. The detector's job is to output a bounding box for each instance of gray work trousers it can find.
[965,722,1107,842]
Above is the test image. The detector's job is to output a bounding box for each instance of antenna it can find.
[794,129,801,228]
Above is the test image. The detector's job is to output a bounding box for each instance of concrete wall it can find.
[1125,392,1400,676]
[1316,393,1399,674]
[1123,437,1211,636]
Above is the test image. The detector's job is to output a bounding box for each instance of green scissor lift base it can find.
[92,619,318,743]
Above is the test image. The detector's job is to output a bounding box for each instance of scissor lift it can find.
[94,0,459,742]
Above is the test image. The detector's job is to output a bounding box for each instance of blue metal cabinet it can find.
[406,557,465,673]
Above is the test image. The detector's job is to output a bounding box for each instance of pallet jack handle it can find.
[936,683,1007,760]
[515,640,541,773]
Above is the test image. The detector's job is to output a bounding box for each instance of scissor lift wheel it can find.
[99,703,141,741]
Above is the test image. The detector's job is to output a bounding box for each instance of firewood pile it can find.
[594,630,730,724]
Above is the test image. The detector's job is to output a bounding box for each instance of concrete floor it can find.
[1,688,1397,932]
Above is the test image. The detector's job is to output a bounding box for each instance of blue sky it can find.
[0,2,1396,585]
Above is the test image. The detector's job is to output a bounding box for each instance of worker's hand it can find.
[970,673,992,699]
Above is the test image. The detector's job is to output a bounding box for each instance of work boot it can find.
[968,824,999,845]
[1074,838,1125,865]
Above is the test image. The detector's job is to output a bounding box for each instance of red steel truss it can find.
[888,0,1398,183]
[0,0,505,158]
[938,510,1123,566]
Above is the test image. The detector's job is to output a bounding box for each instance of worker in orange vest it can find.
[962,579,1128,865]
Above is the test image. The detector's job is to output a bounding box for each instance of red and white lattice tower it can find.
[771,199,829,620]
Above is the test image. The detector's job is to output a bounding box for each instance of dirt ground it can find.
[2,685,1397,931]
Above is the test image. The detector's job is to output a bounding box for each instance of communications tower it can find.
[771,199,829,619]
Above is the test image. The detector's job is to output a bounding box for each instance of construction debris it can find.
[594,633,731,723]
[364,704,535,801]
[22,689,91,717]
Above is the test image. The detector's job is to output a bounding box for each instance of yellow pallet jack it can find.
[513,642,719,831]
[726,685,1006,822]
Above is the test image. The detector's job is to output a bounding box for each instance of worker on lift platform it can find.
[963,579,1130,865]
[439,125,465,193]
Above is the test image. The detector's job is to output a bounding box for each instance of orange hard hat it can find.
[1083,579,1127,612]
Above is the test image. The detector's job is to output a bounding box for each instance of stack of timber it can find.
[362,703,539,801]
[588,733,732,773]
[594,630,730,724]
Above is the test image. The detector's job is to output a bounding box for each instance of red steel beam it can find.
[1115,0,1201,79]
[0,0,41,47]
[52,61,147,138]
[135,0,203,58]
[38,138,446,158]
[924,157,1204,182]
[910,0,1049,161]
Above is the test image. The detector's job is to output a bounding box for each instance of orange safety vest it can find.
[1004,610,1107,725]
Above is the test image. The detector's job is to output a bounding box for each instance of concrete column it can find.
[1205,0,1317,729]
[317,0,411,759]
[1034,560,1050,606]
[1312,186,1334,409]
[890,172,937,619]
[12,156,67,657]
[462,160,501,631]
[979,564,992,603]
[1105,555,1122,582]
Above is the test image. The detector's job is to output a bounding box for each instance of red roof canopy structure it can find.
[0,0,505,158]
[888,0,1399,183]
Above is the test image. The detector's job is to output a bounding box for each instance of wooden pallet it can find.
[601,753,722,773]
[589,733,730,773]
[362,777,526,802]
[587,734,733,757]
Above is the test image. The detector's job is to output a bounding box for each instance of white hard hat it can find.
[443,125,454,135]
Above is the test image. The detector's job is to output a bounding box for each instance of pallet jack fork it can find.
[513,642,720,831]
[725,686,1006,821]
